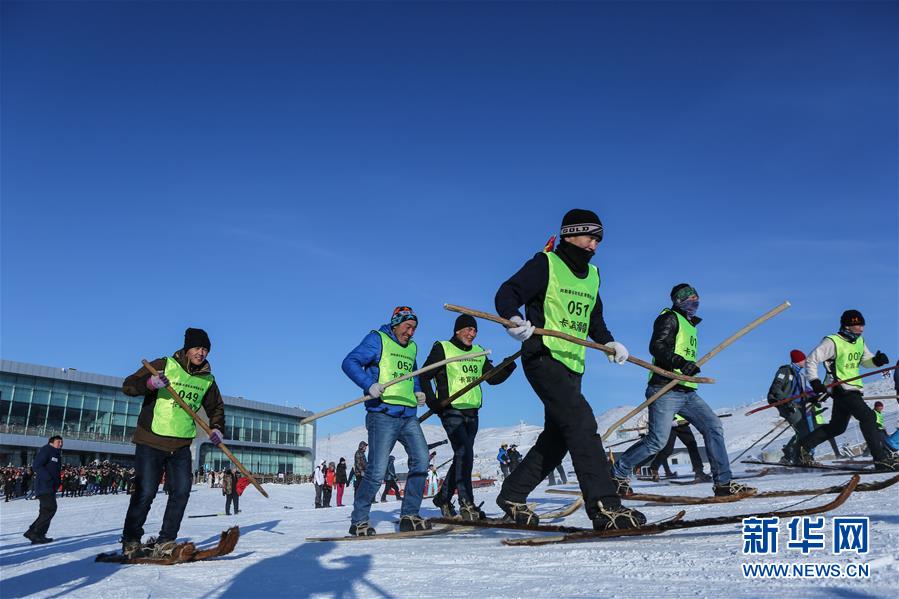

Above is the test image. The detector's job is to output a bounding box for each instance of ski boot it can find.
[649,468,660,483]
[692,471,712,483]
[496,495,540,526]
[398,515,432,532]
[713,481,757,497]
[121,539,150,559]
[590,499,647,531]
[458,500,482,522]
[150,538,178,558]
[610,475,633,497]
[348,522,376,536]
[798,448,821,467]
[432,492,457,518]
[874,454,899,471]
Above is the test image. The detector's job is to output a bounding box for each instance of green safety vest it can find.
[826,334,865,388]
[439,341,486,410]
[376,331,418,407]
[151,357,214,438]
[651,309,699,390]
[875,410,884,430]
[542,251,599,374]
[674,413,688,426]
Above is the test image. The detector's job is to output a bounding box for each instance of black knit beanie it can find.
[183,327,211,352]
[560,209,603,240]
[454,314,478,332]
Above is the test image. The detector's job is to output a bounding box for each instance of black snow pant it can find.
[801,387,888,461]
[651,425,705,474]
[381,479,400,501]
[437,411,479,504]
[225,493,239,514]
[28,493,57,537]
[314,483,322,508]
[500,355,618,518]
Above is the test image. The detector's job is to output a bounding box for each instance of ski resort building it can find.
[0,360,316,476]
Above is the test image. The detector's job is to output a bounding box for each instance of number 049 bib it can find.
[151,356,214,438]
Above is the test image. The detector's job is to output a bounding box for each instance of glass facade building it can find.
[0,360,315,474]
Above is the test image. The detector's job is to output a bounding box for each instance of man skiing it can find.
[798,310,896,470]
[610,284,755,497]
[493,208,645,530]
[767,349,817,465]
[341,306,431,535]
[420,314,517,520]
[120,327,225,558]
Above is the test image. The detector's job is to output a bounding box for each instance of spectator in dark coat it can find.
[222,469,240,515]
[335,458,348,507]
[24,436,63,544]
[353,441,367,495]
[380,455,401,501]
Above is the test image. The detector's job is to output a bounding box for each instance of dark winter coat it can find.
[647,307,704,391]
[385,457,397,481]
[32,443,62,497]
[420,336,517,415]
[353,447,367,477]
[336,463,348,485]
[222,471,235,496]
[122,351,226,453]
[494,242,615,370]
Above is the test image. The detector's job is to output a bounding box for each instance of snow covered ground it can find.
[1,467,897,598]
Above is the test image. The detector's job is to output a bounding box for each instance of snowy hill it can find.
[317,376,898,476]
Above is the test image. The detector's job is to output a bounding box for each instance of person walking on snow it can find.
[222,468,240,515]
[352,441,367,496]
[497,444,511,478]
[420,314,517,520]
[23,436,63,544]
[493,209,646,530]
[610,284,756,498]
[341,306,431,536]
[380,455,401,501]
[120,328,226,559]
[313,460,325,508]
[798,310,896,470]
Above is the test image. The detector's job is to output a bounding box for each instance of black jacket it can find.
[385,458,397,482]
[336,463,348,485]
[32,444,61,497]
[495,244,614,370]
[767,364,797,404]
[647,307,703,390]
[420,337,517,415]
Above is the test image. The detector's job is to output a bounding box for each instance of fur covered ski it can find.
[546,488,757,505]
[742,459,893,474]
[669,468,773,485]
[501,475,859,546]
[95,527,240,565]
[306,524,458,542]
[539,497,585,519]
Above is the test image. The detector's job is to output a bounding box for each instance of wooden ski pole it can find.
[299,350,491,425]
[603,301,791,442]
[745,365,898,415]
[758,422,794,453]
[418,350,522,423]
[862,395,899,401]
[141,359,269,499]
[443,304,714,385]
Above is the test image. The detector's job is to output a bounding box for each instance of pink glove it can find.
[147,374,170,390]
[208,429,224,445]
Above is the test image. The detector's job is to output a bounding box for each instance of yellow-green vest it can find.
[651,309,699,390]
[151,357,214,438]
[542,251,599,374]
[439,341,486,410]
[376,331,418,407]
[826,334,865,388]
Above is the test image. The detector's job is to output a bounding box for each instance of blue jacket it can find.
[32,443,61,497]
[497,448,509,464]
[342,325,421,418]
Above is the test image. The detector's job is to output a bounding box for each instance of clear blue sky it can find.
[2,1,896,441]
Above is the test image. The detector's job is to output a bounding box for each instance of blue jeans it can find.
[122,443,193,542]
[351,411,429,526]
[612,386,732,485]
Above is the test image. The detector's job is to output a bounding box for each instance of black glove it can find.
[680,361,700,376]
[810,379,827,395]
[872,351,889,367]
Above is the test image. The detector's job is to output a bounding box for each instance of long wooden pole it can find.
[602,301,791,442]
[299,350,491,425]
[142,359,269,499]
[418,350,522,423]
[443,304,714,385]
[746,365,898,415]
[728,420,791,465]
